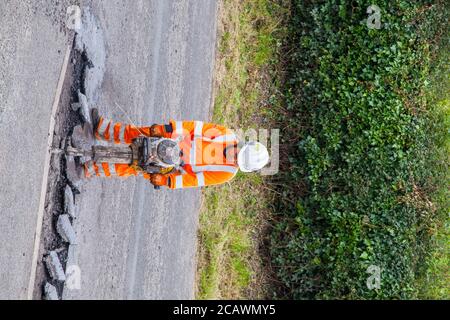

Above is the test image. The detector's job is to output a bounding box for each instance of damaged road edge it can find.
[27,44,73,300]
[29,6,107,300]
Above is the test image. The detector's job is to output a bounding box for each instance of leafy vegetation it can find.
[270,0,449,299]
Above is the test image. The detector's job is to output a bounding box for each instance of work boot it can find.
[91,108,100,133]
[71,124,94,154]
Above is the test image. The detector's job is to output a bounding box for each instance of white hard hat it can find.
[237,141,270,172]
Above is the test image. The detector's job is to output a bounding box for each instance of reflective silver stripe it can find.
[196,172,205,187]
[103,125,111,141]
[191,165,238,173]
[194,121,203,137]
[97,163,105,176]
[214,133,237,142]
[175,121,183,135]
[119,124,126,143]
[175,175,183,189]
[87,162,96,176]
[109,163,117,176]
[98,119,110,136]
[190,138,197,165]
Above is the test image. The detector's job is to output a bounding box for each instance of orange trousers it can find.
[83,117,153,179]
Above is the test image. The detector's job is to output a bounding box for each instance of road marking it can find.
[27,44,72,300]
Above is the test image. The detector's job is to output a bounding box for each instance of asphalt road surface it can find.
[0,0,74,299]
[0,0,218,299]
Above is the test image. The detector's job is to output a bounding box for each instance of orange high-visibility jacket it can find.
[164,120,239,189]
[88,117,239,188]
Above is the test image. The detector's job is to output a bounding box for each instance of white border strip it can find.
[26,44,72,300]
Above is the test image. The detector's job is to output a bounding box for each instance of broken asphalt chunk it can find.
[65,155,82,191]
[64,185,76,218]
[44,251,66,282]
[71,102,81,112]
[77,90,91,124]
[71,123,94,152]
[43,282,59,300]
[56,214,77,244]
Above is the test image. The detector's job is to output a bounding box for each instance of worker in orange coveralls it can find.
[83,109,270,189]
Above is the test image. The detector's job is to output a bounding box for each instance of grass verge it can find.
[195,0,287,299]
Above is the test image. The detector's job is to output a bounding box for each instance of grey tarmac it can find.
[0,0,218,299]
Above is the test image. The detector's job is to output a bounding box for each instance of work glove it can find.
[150,124,166,137]
[150,173,169,187]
